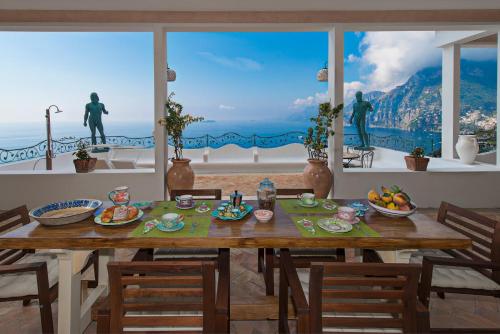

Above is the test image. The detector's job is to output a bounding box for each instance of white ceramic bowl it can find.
[254,209,274,223]
[368,201,417,218]
[29,199,102,226]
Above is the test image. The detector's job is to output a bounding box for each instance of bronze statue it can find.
[84,92,109,145]
[349,91,373,149]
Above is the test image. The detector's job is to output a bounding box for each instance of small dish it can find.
[254,209,273,223]
[322,201,337,211]
[195,202,211,213]
[317,218,353,233]
[157,221,185,232]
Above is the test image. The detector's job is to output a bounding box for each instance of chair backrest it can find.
[437,202,499,280]
[361,150,374,168]
[108,260,216,333]
[309,262,421,334]
[276,188,314,199]
[170,189,222,200]
[0,205,30,265]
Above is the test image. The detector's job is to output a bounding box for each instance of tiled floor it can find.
[1,174,499,333]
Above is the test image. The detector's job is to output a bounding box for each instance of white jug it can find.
[455,135,479,164]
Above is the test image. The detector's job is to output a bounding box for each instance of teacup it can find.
[337,206,356,221]
[297,193,315,205]
[160,213,182,228]
[108,186,130,206]
[176,194,194,208]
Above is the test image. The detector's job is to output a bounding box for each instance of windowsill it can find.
[343,165,500,173]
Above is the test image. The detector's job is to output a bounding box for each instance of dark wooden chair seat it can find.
[133,189,222,263]
[96,257,230,333]
[278,248,429,333]
[258,188,345,296]
[414,202,500,332]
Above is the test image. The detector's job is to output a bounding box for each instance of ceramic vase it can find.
[167,158,194,194]
[303,159,333,198]
[455,135,479,165]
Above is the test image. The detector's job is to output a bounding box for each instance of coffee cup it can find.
[337,206,356,221]
[160,213,182,228]
[297,193,315,205]
[176,194,194,208]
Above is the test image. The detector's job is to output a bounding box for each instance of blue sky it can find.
[0,31,496,123]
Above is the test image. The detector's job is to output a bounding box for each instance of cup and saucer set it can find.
[297,193,337,211]
[156,213,185,232]
[316,206,361,234]
[175,195,211,213]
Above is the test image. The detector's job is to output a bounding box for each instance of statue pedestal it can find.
[91,147,110,153]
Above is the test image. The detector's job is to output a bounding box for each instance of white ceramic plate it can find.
[156,221,185,232]
[317,218,353,233]
[94,209,144,226]
[368,201,417,218]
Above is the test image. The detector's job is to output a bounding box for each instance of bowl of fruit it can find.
[367,185,416,218]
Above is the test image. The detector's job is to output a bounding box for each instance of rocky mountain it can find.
[343,60,497,132]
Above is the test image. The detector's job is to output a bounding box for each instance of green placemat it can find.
[130,215,211,238]
[292,216,380,238]
[150,200,214,215]
[278,199,338,214]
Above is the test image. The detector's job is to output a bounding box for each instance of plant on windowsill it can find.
[159,92,204,194]
[404,147,430,171]
[73,140,97,173]
[302,102,343,198]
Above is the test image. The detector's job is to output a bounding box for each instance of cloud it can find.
[346,54,360,63]
[461,48,497,61]
[219,104,235,110]
[344,81,366,102]
[198,51,263,71]
[359,31,441,92]
[291,91,328,108]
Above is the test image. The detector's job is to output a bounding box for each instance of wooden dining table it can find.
[0,199,471,334]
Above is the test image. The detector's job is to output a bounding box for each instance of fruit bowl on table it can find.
[368,185,417,218]
[29,199,102,226]
[368,201,417,218]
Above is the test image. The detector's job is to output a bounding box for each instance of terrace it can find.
[1,1,500,334]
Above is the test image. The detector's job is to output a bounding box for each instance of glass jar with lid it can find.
[257,178,277,211]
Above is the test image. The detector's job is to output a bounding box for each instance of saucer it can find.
[297,200,319,208]
[157,221,185,232]
[195,203,211,213]
[176,201,196,210]
[332,214,360,224]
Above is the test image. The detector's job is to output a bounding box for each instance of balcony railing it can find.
[3,131,496,165]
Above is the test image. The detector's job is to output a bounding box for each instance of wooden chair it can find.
[0,205,100,334]
[258,188,345,296]
[278,248,429,333]
[96,259,230,333]
[133,188,222,263]
[415,202,500,332]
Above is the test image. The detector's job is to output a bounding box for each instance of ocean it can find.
[0,120,441,154]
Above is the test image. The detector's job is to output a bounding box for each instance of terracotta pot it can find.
[167,158,195,194]
[73,158,97,173]
[303,159,333,198]
[404,156,429,171]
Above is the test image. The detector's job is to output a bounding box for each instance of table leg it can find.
[57,251,82,334]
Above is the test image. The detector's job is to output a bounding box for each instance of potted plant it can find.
[405,147,430,171]
[72,140,97,173]
[160,93,204,193]
[303,102,343,198]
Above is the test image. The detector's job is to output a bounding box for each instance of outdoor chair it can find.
[95,259,230,333]
[0,205,98,333]
[278,248,429,333]
[344,146,374,168]
[414,202,500,332]
[258,188,345,296]
[133,188,222,263]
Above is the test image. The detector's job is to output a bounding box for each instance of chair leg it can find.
[265,248,275,296]
[87,250,99,289]
[35,263,54,334]
[257,248,264,273]
[96,308,111,334]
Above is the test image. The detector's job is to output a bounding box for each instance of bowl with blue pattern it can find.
[29,199,103,226]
